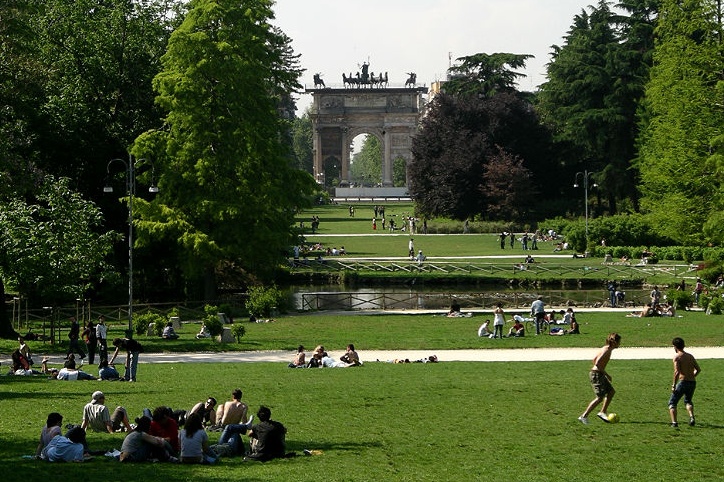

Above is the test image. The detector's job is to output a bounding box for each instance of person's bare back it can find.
[218,400,248,425]
[674,351,700,382]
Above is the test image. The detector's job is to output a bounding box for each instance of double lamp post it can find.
[104,155,158,338]
[573,170,597,249]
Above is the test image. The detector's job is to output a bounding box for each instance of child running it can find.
[578,332,621,424]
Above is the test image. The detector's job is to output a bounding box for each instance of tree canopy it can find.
[133,0,315,298]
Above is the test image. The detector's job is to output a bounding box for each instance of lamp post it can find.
[573,170,597,248]
[104,155,158,338]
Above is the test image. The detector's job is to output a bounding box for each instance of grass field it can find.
[3,358,722,482]
[4,311,723,357]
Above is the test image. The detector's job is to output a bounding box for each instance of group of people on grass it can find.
[477,304,580,338]
[10,329,143,382]
[288,344,362,368]
[36,388,287,464]
[578,334,701,429]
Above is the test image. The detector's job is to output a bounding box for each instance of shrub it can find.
[231,324,246,343]
[705,295,724,315]
[245,285,287,317]
[202,305,224,337]
[665,289,694,310]
[133,312,166,336]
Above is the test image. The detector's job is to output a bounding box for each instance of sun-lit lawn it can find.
[3,358,722,482]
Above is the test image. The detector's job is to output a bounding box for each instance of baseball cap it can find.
[91,391,105,403]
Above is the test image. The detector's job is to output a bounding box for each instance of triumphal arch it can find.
[306,65,428,189]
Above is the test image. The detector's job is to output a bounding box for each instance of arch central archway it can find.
[306,87,428,192]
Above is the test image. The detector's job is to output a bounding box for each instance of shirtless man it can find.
[578,333,621,424]
[668,337,701,428]
[216,389,249,427]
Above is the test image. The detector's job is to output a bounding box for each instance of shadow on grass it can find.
[287,439,382,453]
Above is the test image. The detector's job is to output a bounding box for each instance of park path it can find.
[8,345,721,368]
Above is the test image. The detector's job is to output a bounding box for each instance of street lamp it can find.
[573,170,597,248]
[104,154,158,338]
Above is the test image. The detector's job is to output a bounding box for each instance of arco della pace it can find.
[306,63,428,198]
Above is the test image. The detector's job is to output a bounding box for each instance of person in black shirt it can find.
[245,406,287,462]
[109,337,143,382]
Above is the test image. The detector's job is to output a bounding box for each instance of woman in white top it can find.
[493,303,505,339]
[180,413,215,464]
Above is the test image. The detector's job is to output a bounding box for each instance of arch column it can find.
[383,130,392,187]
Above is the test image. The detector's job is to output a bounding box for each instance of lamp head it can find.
[148,186,159,194]
[103,186,114,193]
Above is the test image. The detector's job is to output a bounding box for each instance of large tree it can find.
[133,0,315,298]
[537,0,656,216]
[635,0,724,244]
[0,176,115,338]
[409,88,547,221]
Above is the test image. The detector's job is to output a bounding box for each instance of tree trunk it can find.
[0,278,20,339]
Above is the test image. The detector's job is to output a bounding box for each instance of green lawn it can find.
[3,359,722,481]
[6,310,722,357]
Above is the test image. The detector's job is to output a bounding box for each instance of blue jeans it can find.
[124,351,139,381]
[669,380,696,408]
[218,423,251,456]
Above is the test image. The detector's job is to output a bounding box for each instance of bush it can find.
[245,285,288,317]
[705,294,724,315]
[202,305,224,337]
[665,289,694,310]
[133,312,166,336]
[231,324,246,343]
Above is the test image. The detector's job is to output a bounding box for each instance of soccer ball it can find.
[608,413,620,423]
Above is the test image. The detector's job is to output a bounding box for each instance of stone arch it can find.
[306,87,427,193]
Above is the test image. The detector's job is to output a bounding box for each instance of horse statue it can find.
[404,72,417,88]
[313,73,325,89]
[382,72,389,88]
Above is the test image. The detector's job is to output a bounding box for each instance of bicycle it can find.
[525,317,549,334]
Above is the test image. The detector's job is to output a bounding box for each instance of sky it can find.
[272,0,597,113]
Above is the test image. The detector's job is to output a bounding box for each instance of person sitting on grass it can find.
[41,426,89,462]
[196,323,211,339]
[477,320,493,337]
[339,344,362,366]
[188,397,217,427]
[36,412,63,457]
[162,322,179,340]
[180,413,218,464]
[288,345,306,368]
[507,319,525,337]
[81,391,132,433]
[98,359,120,380]
[149,406,180,456]
[119,416,177,463]
[245,406,287,462]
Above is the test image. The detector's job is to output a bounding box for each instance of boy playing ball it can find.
[578,333,621,424]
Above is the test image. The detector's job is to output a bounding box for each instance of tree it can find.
[444,52,533,98]
[0,176,116,338]
[409,88,549,221]
[537,0,654,215]
[350,135,382,186]
[482,147,536,221]
[133,0,315,299]
[291,109,314,173]
[23,0,177,196]
[635,0,724,244]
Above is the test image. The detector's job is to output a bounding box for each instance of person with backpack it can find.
[109,337,143,382]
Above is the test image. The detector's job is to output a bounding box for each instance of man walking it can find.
[669,337,701,428]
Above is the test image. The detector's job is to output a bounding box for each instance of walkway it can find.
[7,346,722,368]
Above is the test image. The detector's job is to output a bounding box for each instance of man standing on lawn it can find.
[668,337,701,428]
[530,296,545,335]
[578,333,621,424]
